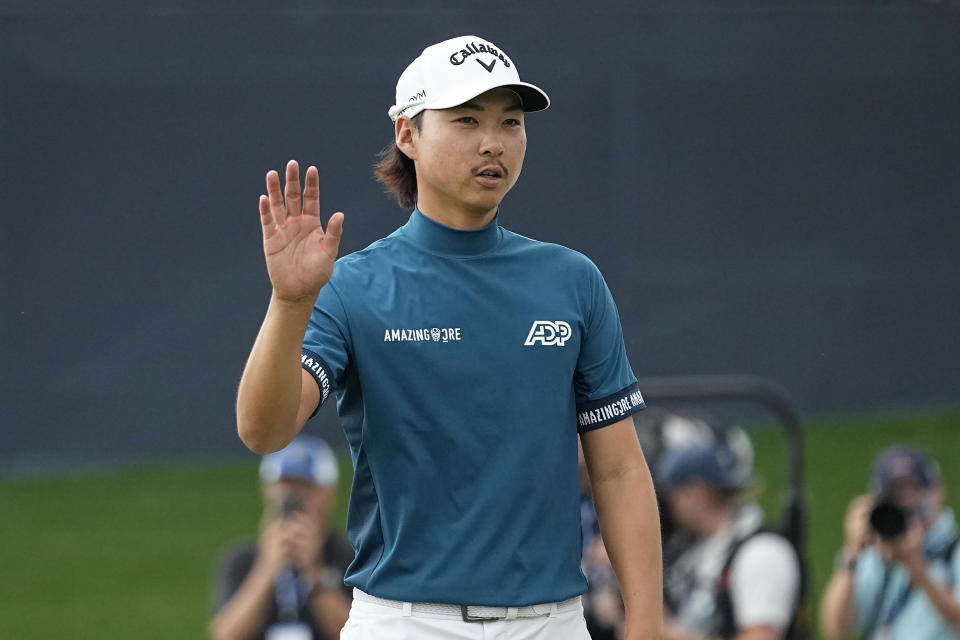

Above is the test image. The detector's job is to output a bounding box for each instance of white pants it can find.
[340,592,592,640]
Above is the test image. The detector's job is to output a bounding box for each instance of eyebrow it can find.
[455,100,524,113]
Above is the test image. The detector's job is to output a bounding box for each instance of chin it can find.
[471,190,510,214]
[462,198,501,217]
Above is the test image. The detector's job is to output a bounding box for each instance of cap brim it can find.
[505,82,550,112]
[427,81,550,113]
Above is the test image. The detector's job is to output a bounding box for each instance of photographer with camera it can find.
[210,435,352,640]
[820,445,960,640]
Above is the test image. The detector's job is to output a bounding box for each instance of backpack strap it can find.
[716,526,809,640]
[859,565,892,640]
[943,534,960,589]
[714,526,770,639]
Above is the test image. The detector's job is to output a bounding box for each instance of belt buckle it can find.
[460,605,503,623]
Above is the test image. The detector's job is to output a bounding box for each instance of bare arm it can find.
[581,417,663,640]
[662,622,780,640]
[209,558,276,640]
[893,521,960,633]
[209,524,286,640]
[309,582,352,640]
[734,627,781,640]
[237,160,342,454]
[904,565,960,632]
[820,566,858,640]
[820,495,873,639]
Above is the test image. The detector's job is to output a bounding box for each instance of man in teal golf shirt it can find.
[237,35,662,640]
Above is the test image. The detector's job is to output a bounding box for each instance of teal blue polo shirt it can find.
[301,208,644,606]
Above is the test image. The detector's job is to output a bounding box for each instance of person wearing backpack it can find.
[657,426,802,640]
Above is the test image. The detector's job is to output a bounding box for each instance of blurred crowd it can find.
[583,408,804,640]
[211,418,960,640]
[578,409,960,640]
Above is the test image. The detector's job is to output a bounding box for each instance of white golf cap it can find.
[388,35,550,122]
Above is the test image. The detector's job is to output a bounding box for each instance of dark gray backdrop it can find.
[3,0,958,475]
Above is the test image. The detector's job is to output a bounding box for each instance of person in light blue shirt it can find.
[236,35,662,640]
[821,445,960,640]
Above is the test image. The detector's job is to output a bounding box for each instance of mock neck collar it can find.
[402,207,502,256]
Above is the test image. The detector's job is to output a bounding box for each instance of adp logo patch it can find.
[524,321,573,347]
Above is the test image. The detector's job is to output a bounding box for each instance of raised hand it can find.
[843,494,874,555]
[259,160,344,303]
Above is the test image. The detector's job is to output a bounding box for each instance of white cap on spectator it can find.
[259,435,339,487]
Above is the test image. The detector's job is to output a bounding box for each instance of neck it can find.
[415,191,498,230]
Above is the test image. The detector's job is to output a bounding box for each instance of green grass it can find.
[1,409,958,639]
[0,457,354,639]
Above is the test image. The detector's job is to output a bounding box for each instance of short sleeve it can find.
[729,534,800,630]
[574,263,644,432]
[301,281,351,415]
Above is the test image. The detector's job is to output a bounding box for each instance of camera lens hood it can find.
[869,501,907,540]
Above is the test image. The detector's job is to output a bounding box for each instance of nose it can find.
[479,128,504,157]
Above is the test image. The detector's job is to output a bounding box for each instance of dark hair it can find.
[374,113,423,208]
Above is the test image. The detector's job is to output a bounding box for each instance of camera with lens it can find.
[279,492,304,520]
[869,500,909,540]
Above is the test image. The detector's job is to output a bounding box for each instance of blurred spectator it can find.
[583,532,626,640]
[820,445,960,640]
[210,435,352,640]
[657,420,801,640]
[635,408,729,564]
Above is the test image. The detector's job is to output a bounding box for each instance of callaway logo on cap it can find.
[388,35,550,122]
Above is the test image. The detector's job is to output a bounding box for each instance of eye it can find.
[503,118,522,127]
[456,116,478,125]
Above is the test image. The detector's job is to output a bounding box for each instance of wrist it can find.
[271,290,318,312]
[251,555,283,582]
[835,549,859,573]
[902,553,927,579]
[843,540,866,558]
[623,612,662,640]
[306,566,343,594]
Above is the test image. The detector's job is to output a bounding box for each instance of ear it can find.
[395,116,419,160]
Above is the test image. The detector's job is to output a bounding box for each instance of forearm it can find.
[237,293,314,454]
[663,615,712,640]
[310,585,351,640]
[591,457,663,640]
[210,563,275,640]
[819,566,858,640]
[908,564,960,632]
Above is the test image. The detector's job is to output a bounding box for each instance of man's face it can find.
[885,477,942,528]
[264,478,335,522]
[665,481,711,532]
[406,87,527,219]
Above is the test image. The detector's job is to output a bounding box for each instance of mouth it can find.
[473,164,507,187]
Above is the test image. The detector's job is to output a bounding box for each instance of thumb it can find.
[325,212,344,240]
[321,212,344,257]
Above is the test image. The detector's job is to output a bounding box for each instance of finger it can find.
[320,211,345,259]
[265,170,286,225]
[259,195,275,239]
[303,166,320,217]
[284,159,302,218]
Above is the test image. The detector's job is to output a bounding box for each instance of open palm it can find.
[259,160,344,302]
